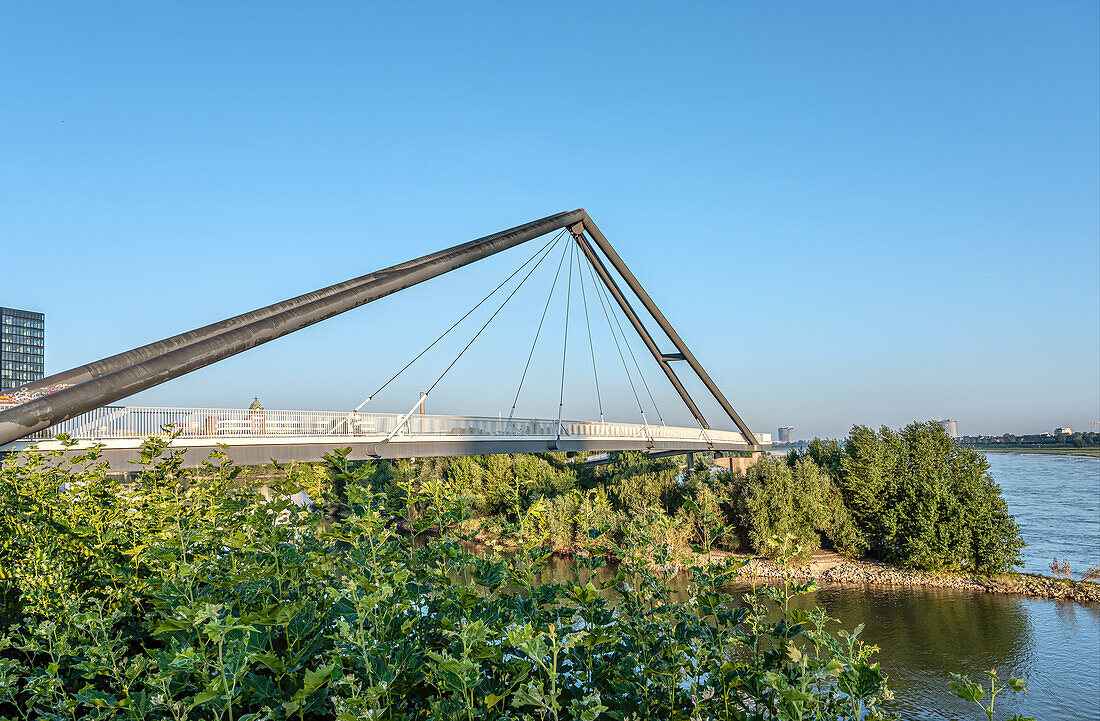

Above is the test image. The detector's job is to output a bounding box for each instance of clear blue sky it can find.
[2,2,1097,439]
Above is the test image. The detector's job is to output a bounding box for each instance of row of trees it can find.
[963,431,1100,448]
[347,420,1024,575]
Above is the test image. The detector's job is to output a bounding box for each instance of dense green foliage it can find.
[351,420,1023,574]
[798,422,1025,573]
[735,457,864,560]
[0,437,896,720]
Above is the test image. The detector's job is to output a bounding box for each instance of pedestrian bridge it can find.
[0,210,771,470]
[2,405,769,470]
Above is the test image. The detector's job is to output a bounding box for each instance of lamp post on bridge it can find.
[249,396,265,436]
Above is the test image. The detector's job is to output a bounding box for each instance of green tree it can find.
[738,456,865,559]
[835,425,903,554]
[835,421,1024,573]
[800,437,844,478]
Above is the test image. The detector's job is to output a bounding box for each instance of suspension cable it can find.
[354,228,567,410]
[423,231,562,397]
[555,240,575,438]
[575,239,603,422]
[583,250,647,421]
[588,260,666,426]
[507,236,572,423]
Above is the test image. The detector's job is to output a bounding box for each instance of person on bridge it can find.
[350,410,363,435]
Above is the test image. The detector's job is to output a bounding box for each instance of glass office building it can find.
[1,307,45,392]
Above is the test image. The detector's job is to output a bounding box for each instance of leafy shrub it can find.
[735,456,865,559]
[827,422,1025,573]
[514,454,574,499]
[0,436,896,720]
[528,493,580,551]
[608,467,678,516]
[574,488,624,553]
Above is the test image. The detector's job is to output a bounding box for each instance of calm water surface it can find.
[781,583,1099,720]
[789,453,1100,719]
[539,453,1100,719]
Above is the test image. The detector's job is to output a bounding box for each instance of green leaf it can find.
[948,673,986,703]
[252,653,286,674]
[153,618,189,635]
[190,690,219,708]
[291,664,333,703]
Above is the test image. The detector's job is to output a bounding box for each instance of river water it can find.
[783,453,1100,720]
[538,452,1100,719]
[987,453,1100,579]
[778,453,1100,720]
[781,581,1098,720]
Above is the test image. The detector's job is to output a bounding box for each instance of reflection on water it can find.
[455,454,1100,719]
[784,585,1092,721]
[528,553,1100,720]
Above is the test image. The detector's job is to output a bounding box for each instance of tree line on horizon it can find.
[960,430,1100,449]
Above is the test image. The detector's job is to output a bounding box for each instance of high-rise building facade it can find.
[1,307,45,392]
[777,426,794,443]
[938,419,959,439]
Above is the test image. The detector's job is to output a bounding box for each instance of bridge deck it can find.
[1,405,770,470]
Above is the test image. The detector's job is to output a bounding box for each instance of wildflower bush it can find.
[0,435,897,720]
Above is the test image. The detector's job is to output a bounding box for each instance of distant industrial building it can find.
[938,419,959,438]
[0,307,45,392]
[1055,427,1073,436]
[777,426,794,443]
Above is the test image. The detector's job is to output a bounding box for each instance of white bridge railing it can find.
[18,405,768,446]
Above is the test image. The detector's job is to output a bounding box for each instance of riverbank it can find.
[968,445,1100,457]
[718,549,1100,603]
[466,527,1100,604]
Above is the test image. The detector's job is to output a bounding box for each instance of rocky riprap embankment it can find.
[722,551,1100,603]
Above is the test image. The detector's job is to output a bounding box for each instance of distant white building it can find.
[777,426,794,443]
[1055,427,1073,436]
[938,419,959,438]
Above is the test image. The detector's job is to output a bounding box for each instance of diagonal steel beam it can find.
[567,225,712,432]
[574,214,760,448]
[3,213,582,402]
[0,210,584,445]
